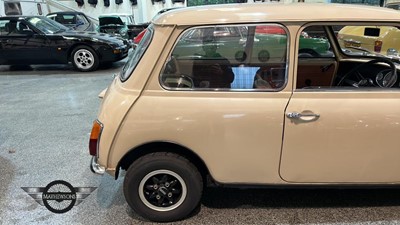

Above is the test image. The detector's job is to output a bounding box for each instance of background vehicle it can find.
[0,16,129,71]
[385,1,400,9]
[98,13,144,40]
[46,11,96,32]
[338,25,400,56]
[132,7,182,48]
[0,0,49,16]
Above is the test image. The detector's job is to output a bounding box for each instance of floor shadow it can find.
[0,156,15,217]
[202,187,400,209]
[95,174,126,209]
[8,65,34,71]
[197,187,400,224]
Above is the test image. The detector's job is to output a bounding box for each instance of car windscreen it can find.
[119,16,135,25]
[28,16,68,34]
[120,26,153,81]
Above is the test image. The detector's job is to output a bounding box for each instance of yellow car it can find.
[338,25,400,56]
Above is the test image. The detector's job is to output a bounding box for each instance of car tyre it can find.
[123,152,203,222]
[71,45,99,72]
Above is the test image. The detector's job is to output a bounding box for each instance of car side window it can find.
[4,20,17,35]
[0,20,29,36]
[296,25,336,89]
[160,24,288,91]
[75,14,89,31]
[296,24,400,90]
[298,26,334,58]
[0,20,8,35]
[120,26,153,81]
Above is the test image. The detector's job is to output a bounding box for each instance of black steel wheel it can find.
[123,152,203,222]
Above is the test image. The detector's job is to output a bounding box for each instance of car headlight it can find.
[113,45,127,54]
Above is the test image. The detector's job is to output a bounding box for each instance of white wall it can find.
[0,0,49,16]
[50,0,185,24]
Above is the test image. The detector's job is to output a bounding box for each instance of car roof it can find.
[47,11,86,15]
[157,7,183,14]
[0,15,42,20]
[99,13,133,17]
[153,3,400,26]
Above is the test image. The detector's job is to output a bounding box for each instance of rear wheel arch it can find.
[116,142,209,183]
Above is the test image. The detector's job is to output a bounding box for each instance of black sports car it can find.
[0,16,129,72]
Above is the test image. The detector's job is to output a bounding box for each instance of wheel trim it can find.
[139,169,187,212]
[74,49,94,70]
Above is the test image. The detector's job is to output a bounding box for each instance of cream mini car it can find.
[89,3,400,222]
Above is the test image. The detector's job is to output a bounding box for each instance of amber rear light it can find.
[374,40,382,53]
[89,120,103,156]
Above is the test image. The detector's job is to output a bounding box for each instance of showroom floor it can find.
[1,57,400,225]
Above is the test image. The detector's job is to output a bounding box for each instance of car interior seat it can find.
[5,22,17,34]
[55,15,66,24]
[18,23,27,31]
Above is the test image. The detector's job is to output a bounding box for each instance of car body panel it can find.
[96,26,175,171]
[0,32,53,64]
[281,90,400,183]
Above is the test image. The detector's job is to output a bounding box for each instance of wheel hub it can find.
[158,186,168,196]
[74,49,94,70]
[138,169,187,212]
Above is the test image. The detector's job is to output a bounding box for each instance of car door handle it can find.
[286,112,320,119]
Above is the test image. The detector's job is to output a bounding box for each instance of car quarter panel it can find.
[111,91,291,184]
[96,26,175,174]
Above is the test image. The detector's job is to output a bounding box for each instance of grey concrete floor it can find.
[1,60,400,225]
